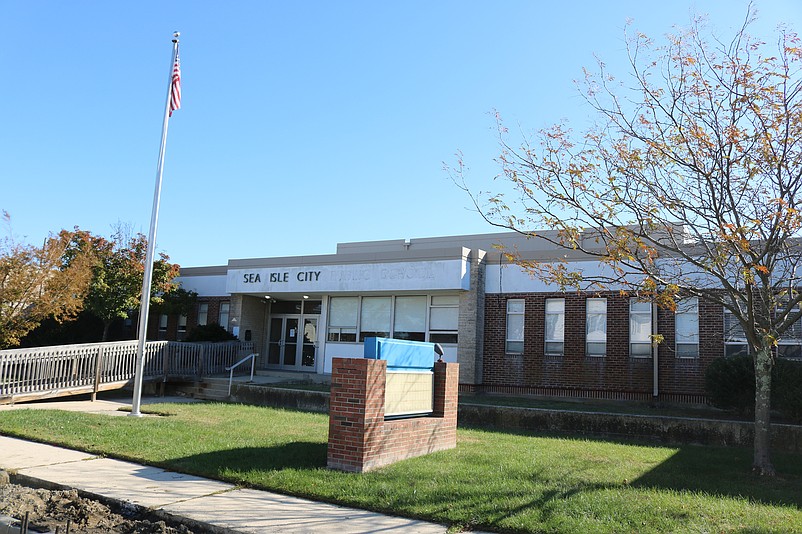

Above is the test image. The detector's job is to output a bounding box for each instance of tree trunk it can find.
[752,344,775,476]
[102,320,112,342]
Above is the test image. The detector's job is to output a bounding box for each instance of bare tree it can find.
[454,11,802,475]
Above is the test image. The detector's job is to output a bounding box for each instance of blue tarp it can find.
[363,338,435,372]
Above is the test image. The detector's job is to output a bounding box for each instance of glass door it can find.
[283,318,299,366]
[266,311,319,371]
[267,316,299,368]
[301,318,317,368]
[267,317,283,366]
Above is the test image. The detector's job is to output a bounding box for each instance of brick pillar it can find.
[239,295,267,364]
[327,358,387,472]
[458,248,486,385]
[433,361,458,417]
[432,360,459,448]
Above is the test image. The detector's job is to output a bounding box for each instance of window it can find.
[675,298,699,358]
[777,304,802,359]
[429,295,459,344]
[271,300,302,314]
[326,295,460,344]
[724,304,802,359]
[328,297,358,342]
[586,298,607,357]
[158,314,168,332]
[303,300,322,314]
[178,315,187,333]
[393,296,427,341]
[506,299,525,354]
[724,308,748,357]
[630,300,652,358]
[545,299,565,356]
[219,302,230,330]
[197,303,208,326]
[360,297,392,341]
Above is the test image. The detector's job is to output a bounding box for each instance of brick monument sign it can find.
[326,339,459,472]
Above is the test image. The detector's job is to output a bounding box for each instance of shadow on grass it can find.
[165,441,327,477]
[463,424,802,510]
[630,445,802,509]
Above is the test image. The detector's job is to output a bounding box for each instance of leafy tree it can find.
[19,310,104,347]
[0,214,93,348]
[151,286,198,317]
[65,228,180,341]
[455,12,801,475]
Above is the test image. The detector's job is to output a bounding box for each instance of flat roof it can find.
[179,230,610,276]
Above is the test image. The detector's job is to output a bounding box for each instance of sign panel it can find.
[226,259,468,294]
[385,372,434,417]
[365,337,435,417]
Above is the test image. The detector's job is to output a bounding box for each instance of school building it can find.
[165,231,768,404]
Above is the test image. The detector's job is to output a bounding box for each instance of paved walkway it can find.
[0,395,450,533]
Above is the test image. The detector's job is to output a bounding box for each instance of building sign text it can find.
[227,261,468,294]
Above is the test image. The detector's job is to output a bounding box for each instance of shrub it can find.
[185,323,237,342]
[704,356,755,414]
[705,355,802,423]
[773,358,802,424]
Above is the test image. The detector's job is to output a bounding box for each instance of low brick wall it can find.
[170,380,801,455]
[327,358,459,473]
[458,403,802,454]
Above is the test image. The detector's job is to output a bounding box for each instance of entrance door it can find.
[301,318,317,368]
[267,315,317,370]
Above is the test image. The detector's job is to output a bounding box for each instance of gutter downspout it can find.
[652,302,659,398]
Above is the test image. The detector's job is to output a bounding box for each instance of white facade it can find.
[226,259,469,294]
[176,236,496,379]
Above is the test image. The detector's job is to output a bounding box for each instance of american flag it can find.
[169,48,181,116]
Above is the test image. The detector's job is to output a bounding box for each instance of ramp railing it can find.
[0,340,255,403]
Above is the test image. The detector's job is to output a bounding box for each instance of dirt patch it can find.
[0,475,198,533]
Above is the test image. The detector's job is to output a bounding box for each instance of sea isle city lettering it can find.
[242,271,321,284]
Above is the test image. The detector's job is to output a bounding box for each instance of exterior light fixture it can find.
[434,343,445,362]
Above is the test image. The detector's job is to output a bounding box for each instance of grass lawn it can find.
[1,402,800,533]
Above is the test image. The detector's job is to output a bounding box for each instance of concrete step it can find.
[173,381,230,401]
[195,387,229,401]
[254,370,330,384]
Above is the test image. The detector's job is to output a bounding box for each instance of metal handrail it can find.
[225,353,258,396]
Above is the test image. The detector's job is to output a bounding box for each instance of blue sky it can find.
[1,1,798,267]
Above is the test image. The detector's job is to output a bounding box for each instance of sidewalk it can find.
[0,395,450,533]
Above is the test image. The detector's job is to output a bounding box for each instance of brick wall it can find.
[239,296,267,349]
[156,297,231,341]
[482,292,725,402]
[188,297,231,332]
[327,358,459,473]
[657,298,724,399]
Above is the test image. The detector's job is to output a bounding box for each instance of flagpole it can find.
[131,31,180,417]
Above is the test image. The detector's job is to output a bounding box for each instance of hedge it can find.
[705,355,802,423]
